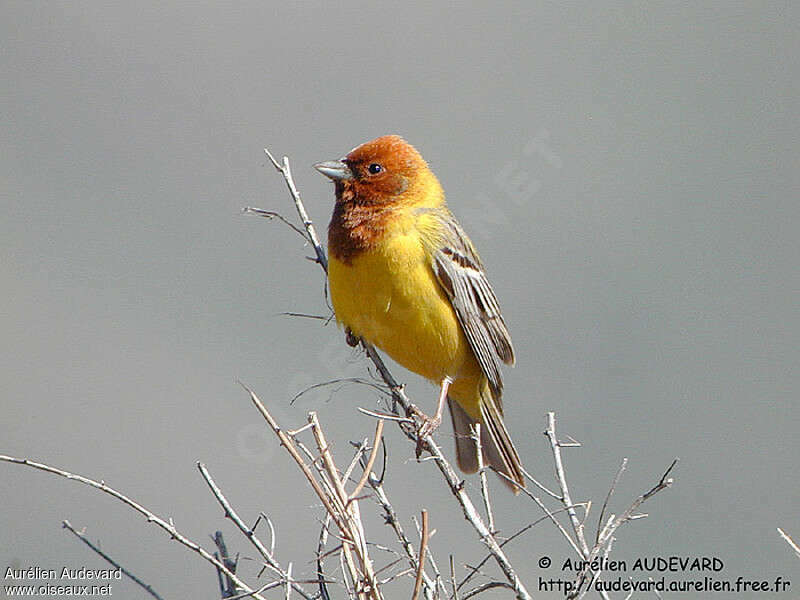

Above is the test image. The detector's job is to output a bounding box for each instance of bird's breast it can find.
[328,227,472,384]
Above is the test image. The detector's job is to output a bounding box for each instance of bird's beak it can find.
[313,160,353,181]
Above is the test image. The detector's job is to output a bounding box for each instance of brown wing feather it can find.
[429,209,515,397]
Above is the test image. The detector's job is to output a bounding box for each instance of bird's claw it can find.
[407,403,425,419]
[345,328,359,347]
[418,414,442,439]
[414,410,442,458]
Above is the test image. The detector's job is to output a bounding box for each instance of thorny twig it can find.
[461,581,513,600]
[0,143,681,600]
[0,455,269,600]
[570,459,678,600]
[596,458,627,546]
[261,148,327,270]
[778,528,800,559]
[212,531,241,599]
[412,513,447,599]
[309,411,381,600]
[197,463,313,600]
[545,413,612,600]
[62,520,165,600]
[258,147,680,600]
[458,504,589,593]
[348,419,384,505]
[242,381,384,600]
[256,149,532,600]
[471,424,496,534]
[317,513,333,600]
[545,413,591,556]
[449,556,459,600]
[366,472,437,600]
[411,510,430,600]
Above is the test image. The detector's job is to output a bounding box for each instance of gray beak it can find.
[313,160,353,181]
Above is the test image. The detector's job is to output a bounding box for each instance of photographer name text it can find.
[562,555,723,573]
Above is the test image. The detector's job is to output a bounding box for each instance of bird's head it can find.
[315,135,443,207]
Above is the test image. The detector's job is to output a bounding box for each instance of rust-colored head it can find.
[319,136,445,262]
[315,135,441,207]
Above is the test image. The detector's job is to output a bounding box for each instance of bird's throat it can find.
[328,200,395,264]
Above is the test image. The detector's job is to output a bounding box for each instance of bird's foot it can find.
[344,327,359,347]
[418,413,442,439]
[412,407,442,458]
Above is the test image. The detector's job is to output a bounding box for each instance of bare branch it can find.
[309,411,382,600]
[570,459,678,600]
[596,458,627,545]
[411,510,430,600]
[197,463,313,600]
[240,383,371,598]
[262,148,532,600]
[778,528,800,559]
[461,581,513,600]
[366,473,435,599]
[411,513,446,600]
[62,520,164,600]
[544,413,616,600]
[241,383,349,536]
[458,504,584,593]
[262,150,327,270]
[472,424,495,534]
[349,419,385,504]
[545,413,590,556]
[292,378,388,405]
[212,531,241,599]
[449,556,459,600]
[242,206,308,239]
[279,311,330,321]
[317,513,333,600]
[0,455,267,600]
[357,407,414,424]
[518,466,560,500]
[495,470,584,558]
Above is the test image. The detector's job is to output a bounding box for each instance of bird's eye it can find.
[367,163,383,174]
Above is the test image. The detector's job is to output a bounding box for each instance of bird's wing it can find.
[429,210,515,397]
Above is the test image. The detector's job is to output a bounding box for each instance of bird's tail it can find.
[448,389,525,493]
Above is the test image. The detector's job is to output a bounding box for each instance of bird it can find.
[314,135,524,491]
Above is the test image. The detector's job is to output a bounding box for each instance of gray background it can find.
[2,2,798,599]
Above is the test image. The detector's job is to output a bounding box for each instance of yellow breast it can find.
[328,219,473,385]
